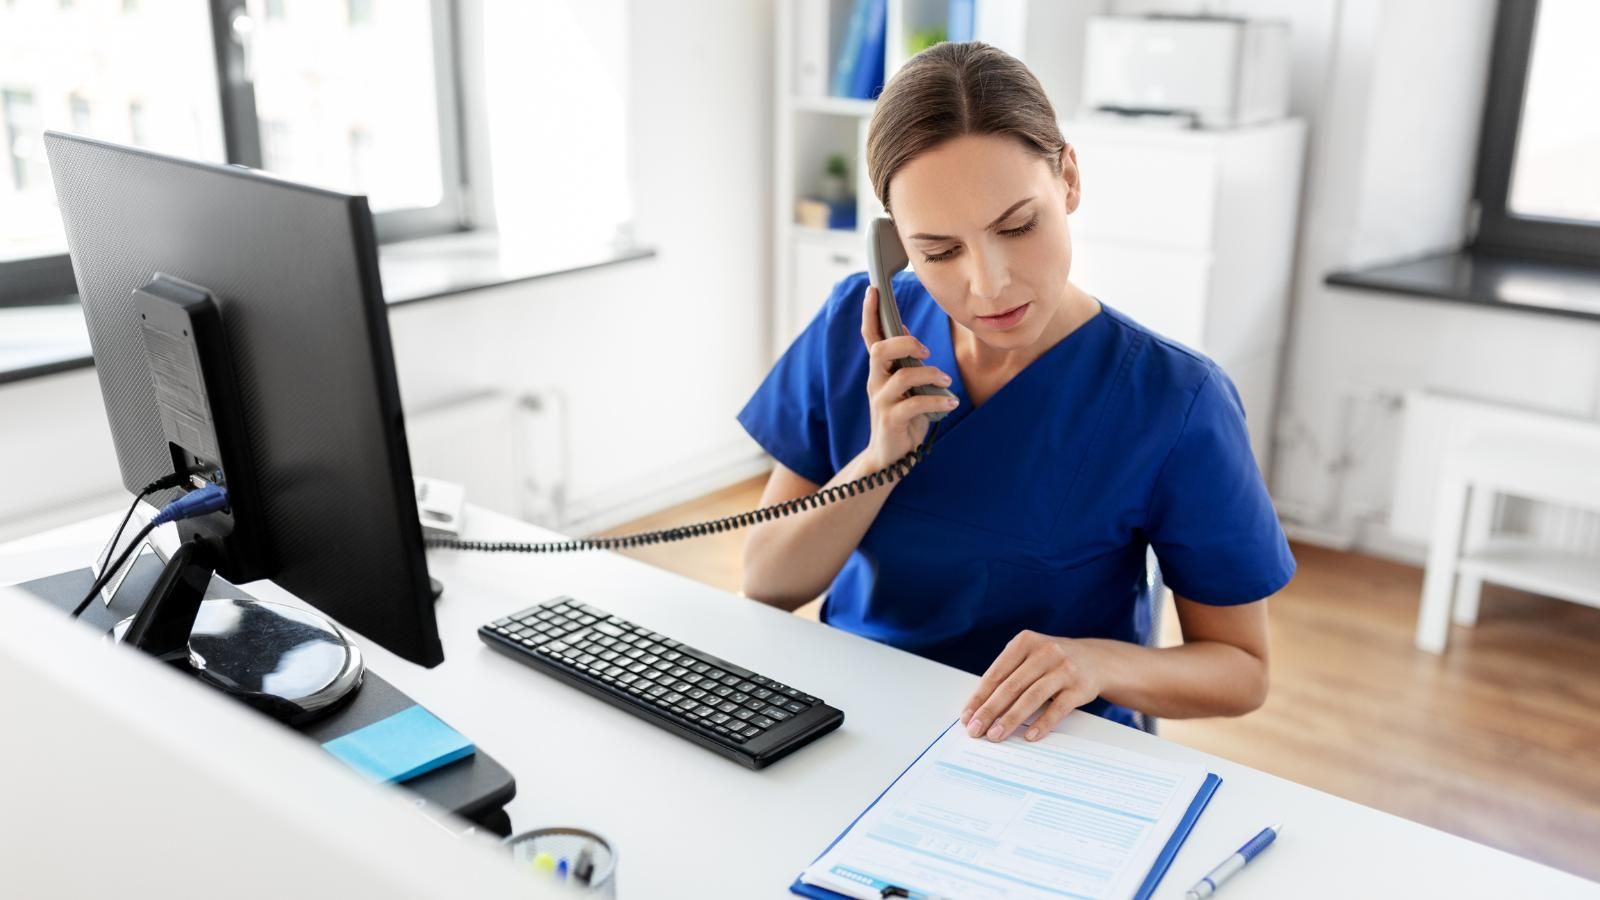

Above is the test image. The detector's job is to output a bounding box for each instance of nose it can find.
[966,242,1010,305]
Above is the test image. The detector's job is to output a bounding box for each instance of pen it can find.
[1185,823,1281,899]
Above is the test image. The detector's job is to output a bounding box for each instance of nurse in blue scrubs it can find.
[738,42,1295,741]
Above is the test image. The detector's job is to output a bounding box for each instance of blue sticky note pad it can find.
[322,705,476,784]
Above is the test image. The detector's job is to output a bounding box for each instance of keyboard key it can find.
[751,716,776,729]
[766,708,792,721]
[782,700,807,714]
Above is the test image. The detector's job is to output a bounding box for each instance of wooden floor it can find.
[602,476,1600,882]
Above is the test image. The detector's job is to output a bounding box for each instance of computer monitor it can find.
[0,586,544,899]
[43,132,443,667]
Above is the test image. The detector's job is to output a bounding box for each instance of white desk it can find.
[2,504,1596,899]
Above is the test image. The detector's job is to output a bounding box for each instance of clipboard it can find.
[790,721,1222,900]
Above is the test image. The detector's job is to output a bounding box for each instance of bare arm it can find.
[742,285,960,610]
[960,595,1272,742]
[739,459,895,610]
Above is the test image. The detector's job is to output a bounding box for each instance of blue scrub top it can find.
[737,271,1295,728]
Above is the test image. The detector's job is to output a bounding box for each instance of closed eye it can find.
[921,215,1040,263]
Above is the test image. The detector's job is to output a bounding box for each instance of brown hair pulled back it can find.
[866,41,1066,215]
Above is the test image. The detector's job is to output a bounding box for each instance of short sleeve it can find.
[1146,368,1296,605]
[735,275,861,486]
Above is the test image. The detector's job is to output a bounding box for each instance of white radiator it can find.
[1391,390,1600,555]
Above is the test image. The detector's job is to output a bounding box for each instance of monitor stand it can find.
[111,538,364,726]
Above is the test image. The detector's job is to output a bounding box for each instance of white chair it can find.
[1416,427,1600,653]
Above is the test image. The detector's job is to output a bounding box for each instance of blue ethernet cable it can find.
[70,483,231,619]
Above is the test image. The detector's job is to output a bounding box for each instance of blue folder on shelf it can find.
[790,721,1221,900]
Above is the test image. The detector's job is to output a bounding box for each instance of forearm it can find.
[741,451,898,610]
[1075,637,1268,719]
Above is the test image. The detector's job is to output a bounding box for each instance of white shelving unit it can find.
[772,0,1102,356]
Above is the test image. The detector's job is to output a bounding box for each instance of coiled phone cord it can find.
[426,423,941,554]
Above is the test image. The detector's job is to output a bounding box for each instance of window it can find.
[0,0,467,305]
[127,99,149,147]
[68,93,92,134]
[244,0,452,218]
[1474,0,1600,265]
[4,89,42,191]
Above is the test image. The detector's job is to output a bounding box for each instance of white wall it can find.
[0,0,778,541]
[392,0,780,532]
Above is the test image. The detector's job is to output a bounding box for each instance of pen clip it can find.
[880,888,910,899]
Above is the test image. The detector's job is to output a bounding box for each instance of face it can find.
[888,133,1081,353]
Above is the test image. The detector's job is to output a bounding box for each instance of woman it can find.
[738,42,1294,742]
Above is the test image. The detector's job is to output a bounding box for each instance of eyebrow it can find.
[906,198,1035,241]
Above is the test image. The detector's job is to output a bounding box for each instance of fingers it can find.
[868,334,929,370]
[963,634,1033,724]
[966,656,1056,739]
[860,286,883,345]
[885,393,960,436]
[1025,692,1082,742]
[877,364,952,399]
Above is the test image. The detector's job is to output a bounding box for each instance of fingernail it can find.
[945,397,960,408]
[960,708,973,724]
[986,723,1004,741]
[967,719,985,737]
[1026,728,1040,741]
[937,374,951,385]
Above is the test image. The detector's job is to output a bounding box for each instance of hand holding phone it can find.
[859,218,960,470]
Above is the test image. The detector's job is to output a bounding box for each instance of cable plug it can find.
[150,483,230,526]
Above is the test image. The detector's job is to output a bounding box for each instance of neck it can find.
[954,281,1100,376]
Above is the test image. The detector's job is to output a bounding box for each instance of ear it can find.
[1059,145,1081,215]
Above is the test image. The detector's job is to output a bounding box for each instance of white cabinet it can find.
[785,233,866,351]
[1065,117,1307,468]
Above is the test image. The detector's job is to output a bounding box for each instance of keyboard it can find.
[479,597,844,769]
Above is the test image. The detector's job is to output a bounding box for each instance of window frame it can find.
[1472,0,1600,266]
[0,0,472,307]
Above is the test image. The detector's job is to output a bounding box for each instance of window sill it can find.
[0,231,656,387]
[1325,248,1600,323]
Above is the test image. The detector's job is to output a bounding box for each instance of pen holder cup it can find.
[504,827,616,897]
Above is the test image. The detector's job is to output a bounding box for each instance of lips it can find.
[976,302,1031,329]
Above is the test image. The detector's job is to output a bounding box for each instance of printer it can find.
[1081,15,1291,129]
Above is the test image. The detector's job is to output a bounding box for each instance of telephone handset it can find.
[868,217,957,421]
[431,220,947,556]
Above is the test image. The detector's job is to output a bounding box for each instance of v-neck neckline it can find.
[932,297,1107,432]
